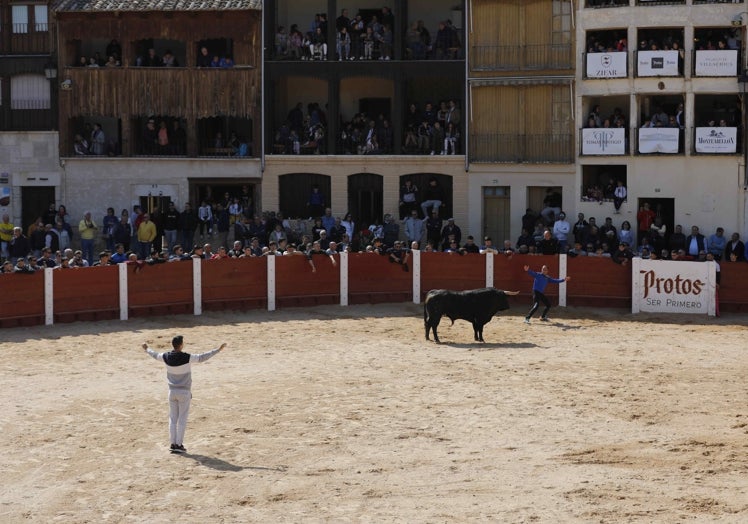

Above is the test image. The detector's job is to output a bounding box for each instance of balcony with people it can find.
[691,95,741,155]
[692,27,741,79]
[266,0,464,63]
[635,95,685,155]
[584,29,628,79]
[580,99,630,156]
[54,4,261,159]
[635,28,685,78]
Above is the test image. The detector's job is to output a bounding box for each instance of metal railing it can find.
[585,0,629,7]
[469,133,574,163]
[471,44,573,71]
[636,0,686,5]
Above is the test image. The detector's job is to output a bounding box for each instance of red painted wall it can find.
[2,255,747,328]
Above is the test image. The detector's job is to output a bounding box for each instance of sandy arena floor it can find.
[2,303,748,523]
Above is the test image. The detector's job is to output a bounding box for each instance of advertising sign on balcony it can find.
[695,127,737,153]
[632,258,716,316]
[638,127,679,154]
[637,50,679,76]
[581,128,626,155]
[586,52,627,78]
[694,50,738,77]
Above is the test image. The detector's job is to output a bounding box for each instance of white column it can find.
[193,257,202,316]
[631,256,641,314]
[707,260,716,317]
[485,252,494,288]
[558,254,568,307]
[340,252,348,306]
[267,254,276,311]
[412,249,421,304]
[118,263,128,321]
[44,267,54,325]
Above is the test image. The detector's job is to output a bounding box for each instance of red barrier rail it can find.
[2,254,747,328]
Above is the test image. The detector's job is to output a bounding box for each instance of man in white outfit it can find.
[143,336,226,453]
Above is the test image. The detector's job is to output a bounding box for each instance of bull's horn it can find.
[504,290,520,296]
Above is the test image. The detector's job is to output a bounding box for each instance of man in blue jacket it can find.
[523,264,570,323]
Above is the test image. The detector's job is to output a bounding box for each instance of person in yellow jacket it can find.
[78,211,98,265]
[0,214,14,261]
[137,212,157,260]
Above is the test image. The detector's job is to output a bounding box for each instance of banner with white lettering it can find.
[638,127,679,154]
[695,50,738,77]
[632,258,716,316]
[695,127,737,153]
[581,128,626,155]
[586,52,627,78]
[637,50,680,76]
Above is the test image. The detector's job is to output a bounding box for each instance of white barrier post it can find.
[44,267,54,325]
[412,249,421,304]
[118,263,128,321]
[193,257,202,316]
[340,252,348,306]
[485,252,494,288]
[559,254,568,307]
[631,257,641,314]
[267,255,276,311]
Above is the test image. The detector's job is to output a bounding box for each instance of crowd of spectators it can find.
[273,8,461,61]
[274,98,461,155]
[404,99,461,155]
[275,102,327,154]
[4,191,747,276]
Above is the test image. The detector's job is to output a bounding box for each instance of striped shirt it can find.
[146,347,221,391]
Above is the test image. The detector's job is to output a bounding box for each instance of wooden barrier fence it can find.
[1,253,747,328]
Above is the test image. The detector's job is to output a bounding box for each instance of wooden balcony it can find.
[59,66,259,120]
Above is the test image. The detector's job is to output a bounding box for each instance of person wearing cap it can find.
[479,236,499,255]
[13,257,35,274]
[190,245,204,259]
[92,250,112,266]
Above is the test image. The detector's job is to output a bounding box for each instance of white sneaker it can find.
[524,318,530,324]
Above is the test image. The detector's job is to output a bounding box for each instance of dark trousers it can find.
[527,290,551,319]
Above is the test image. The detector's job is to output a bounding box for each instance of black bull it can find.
[424,288,519,343]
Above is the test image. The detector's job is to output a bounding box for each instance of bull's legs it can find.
[430,318,441,343]
[472,320,487,342]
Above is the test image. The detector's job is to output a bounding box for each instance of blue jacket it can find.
[528,269,564,293]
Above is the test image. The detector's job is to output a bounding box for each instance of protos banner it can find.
[632,258,716,316]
